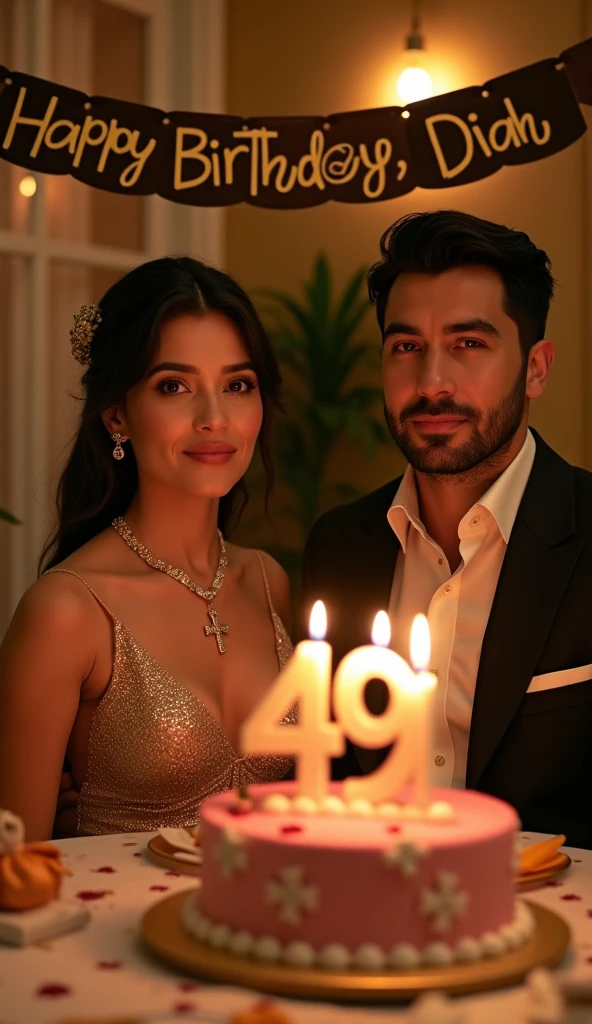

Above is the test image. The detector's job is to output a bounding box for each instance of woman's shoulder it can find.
[229,543,292,629]
[14,569,100,637]
[255,548,290,595]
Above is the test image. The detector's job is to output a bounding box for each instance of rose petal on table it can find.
[96,961,122,969]
[91,866,117,873]
[172,1001,196,1013]
[36,983,72,997]
[561,893,582,901]
[178,981,200,992]
[149,885,169,892]
[75,890,112,901]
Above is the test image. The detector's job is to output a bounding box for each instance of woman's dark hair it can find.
[39,256,283,574]
[367,210,555,356]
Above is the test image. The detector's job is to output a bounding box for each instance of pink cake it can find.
[182,782,533,970]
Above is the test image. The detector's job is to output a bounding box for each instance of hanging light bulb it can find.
[18,174,37,197]
[396,0,433,106]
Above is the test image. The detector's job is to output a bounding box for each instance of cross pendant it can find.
[204,604,229,654]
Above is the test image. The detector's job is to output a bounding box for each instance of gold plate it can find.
[146,835,202,878]
[517,853,572,892]
[141,891,570,1002]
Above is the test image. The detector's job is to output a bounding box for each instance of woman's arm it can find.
[0,575,95,840]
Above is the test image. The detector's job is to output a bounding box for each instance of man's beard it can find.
[384,363,528,478]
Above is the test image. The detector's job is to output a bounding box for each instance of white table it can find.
[1,832,592,1024]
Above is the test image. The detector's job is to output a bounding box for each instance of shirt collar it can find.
[387,428,536,548]
[387,466,423,553]
[472,428,536,542]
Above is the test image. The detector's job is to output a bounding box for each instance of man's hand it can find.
[53,771,79,839]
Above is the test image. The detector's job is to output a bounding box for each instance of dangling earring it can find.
[111,432,127,460]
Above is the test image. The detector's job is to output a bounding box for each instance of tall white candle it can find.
[410,614,437,809]
[334,612,420,804]
[240,601,344,801]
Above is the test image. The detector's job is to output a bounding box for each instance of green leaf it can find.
[345,385,385,409]
[304,254,332,335]
[334,267,367,330]
[256,288,318,343]
[329,482,361,504]
[0,508,21,525]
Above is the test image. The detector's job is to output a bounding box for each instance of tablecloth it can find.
[1,831,592,1024]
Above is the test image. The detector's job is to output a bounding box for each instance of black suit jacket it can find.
[300,432,592,848]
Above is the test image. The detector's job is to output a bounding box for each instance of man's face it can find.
[381,266,546,476]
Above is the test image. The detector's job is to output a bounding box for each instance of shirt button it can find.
[438,557,443,565]
[470,516,480,526]
[443,584,452,594]
[434,755,445,767]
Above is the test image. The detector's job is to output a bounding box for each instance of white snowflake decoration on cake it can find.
[420,871,469,934]
[383,840,428,878]
[266,865,318,925]
[213,827,248,879]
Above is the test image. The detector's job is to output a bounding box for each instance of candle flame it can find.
[410,614,431,670]
[309,600,327,641]
[371,611,391,648]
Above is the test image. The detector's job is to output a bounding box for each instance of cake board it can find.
[141,890,570,1003]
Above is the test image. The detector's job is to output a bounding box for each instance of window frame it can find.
[0,0,226,621]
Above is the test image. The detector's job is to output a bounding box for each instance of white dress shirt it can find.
[387,429,536,789]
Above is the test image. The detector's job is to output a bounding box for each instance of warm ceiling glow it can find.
[410,614,431,670]
[309,600,327,641]
[372,611,391,648]
[18,174,37,197]
[397,65,433,105]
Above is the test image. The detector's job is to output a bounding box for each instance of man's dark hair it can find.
[367,210,555,356]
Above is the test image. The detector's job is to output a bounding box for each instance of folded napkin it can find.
[519,835,566,875]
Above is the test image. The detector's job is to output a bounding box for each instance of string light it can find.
[18,174,37,197]
[397,0,433,106]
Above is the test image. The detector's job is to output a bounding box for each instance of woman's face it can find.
[109,312,263,500]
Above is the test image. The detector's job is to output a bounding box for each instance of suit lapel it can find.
[466,434,582,787]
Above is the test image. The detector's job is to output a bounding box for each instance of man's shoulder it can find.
[532,432,592,501]
[309,477,402,543]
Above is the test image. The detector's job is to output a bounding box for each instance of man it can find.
[301,210,592,848]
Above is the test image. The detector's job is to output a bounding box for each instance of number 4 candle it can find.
[240,601,344,802]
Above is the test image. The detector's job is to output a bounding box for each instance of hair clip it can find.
[70,304,102,366]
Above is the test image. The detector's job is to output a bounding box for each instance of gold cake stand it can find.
[141,891,570,1003]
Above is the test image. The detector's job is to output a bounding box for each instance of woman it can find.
[0,257,293,840]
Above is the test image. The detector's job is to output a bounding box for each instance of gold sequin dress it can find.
[49,554,294,835]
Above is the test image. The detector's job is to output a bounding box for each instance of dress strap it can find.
[255,551,275,618]
[255,552,293,669]
[44,568,116,621]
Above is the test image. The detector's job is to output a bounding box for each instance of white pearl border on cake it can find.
[258,793,456,822]
[181,896,534,970]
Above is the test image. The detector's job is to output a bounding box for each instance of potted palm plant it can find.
[242,254,389,586]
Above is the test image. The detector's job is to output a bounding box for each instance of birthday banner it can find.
[0,37,591,209]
